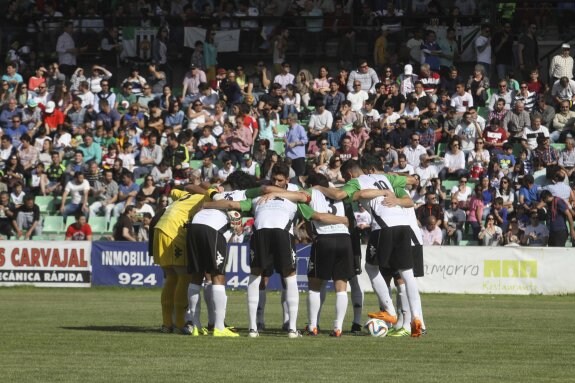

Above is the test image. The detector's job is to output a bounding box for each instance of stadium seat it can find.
[551,143,565,152]
[273,140,285,156]
[43,216,64,235]
[89,216,109,234]
[135,177,145,186]
[476,106,488,120]
[436,142,447,156]
[108,217,118,233]
[35,196,54,215]
[190,160,203,169]
[276,124,289,135]
[443,180,459,196]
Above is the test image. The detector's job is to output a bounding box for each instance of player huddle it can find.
[151,155,426,338]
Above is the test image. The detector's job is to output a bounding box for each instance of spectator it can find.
[517,23,539,80]
[217,156,235,181]
[467,184,485,240]
[392,153,415,175]
[492,22,514,82]
[550,77,575,109]
[533,136,558,168]
[324,80,345,116]
[415,190,444,229]
[422,215,442,245]
[540,190,575,247]
[65,212,93,241]
[514,82,537,112]
[523,117,549,150]
[478,214,503,246]
[327,116,348,151]
[443,197,466,245]
[520,210,549,247]
[307,100,333,149]
[467,138,490,179]
[504,216,523,246]
[551,101,575,143]
[450,83,473,113]
[496,176,515,212]
[549,44,574,83]
[455,111,483,155]
[284,113,308,175]
[12,194,41,239]
[347,59,379,93]
[241,154,261,180]
[346,121,370,155]
[354,202,371,243]
[531,97,555,130]
[503,100,530,143]
[89,169,119,222]
[60,171,90,223]
[113,205,137,241]
[0,191,15,238]
[439,137,467,180]
[466,64,490,108]
[137,212,153,242]
[415,154,438,189]
[491,197,509,232]
[114,172,140,218]
[488,80,514,112]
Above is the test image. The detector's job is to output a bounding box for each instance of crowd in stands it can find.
[1,0,575,248]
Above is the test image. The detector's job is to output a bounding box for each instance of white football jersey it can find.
[309,189,349,235]
[193,189,248,231]
[354,174,410,230]
[251,183,300,234]
[406,207,423,246]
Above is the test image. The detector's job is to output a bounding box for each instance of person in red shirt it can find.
[336,136,359,162]
[43,101,65,133]
[65,212,93,240]
[483,118,508,153]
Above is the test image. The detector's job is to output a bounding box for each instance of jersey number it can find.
[373,181,390,190]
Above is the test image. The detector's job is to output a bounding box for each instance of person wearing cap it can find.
[42,100,65,133]
[20,99,42,132]
[415,153,438,188]
[398,64,418,98]
[549,43,573,82]
[182,64,207,107]
[241,153,261,179]
[347,59,379,94]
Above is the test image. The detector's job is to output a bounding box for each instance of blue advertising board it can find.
[91,241,330,291]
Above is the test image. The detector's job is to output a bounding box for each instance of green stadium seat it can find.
[89,216,109,234]
[43,216,64,235]
[443,180,459,196]
[108,217,118,233]
[190,160,203,169]
[36,196,54,215]
[476,106,488,120]
[436,142,447,156]
[276,124,289,135]
[135,177,145,186]
[551,143,565,152]
[273,140,285,156]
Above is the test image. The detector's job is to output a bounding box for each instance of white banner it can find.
[184,27,240,53]
[418,246,575,295]
[0,241,91,287]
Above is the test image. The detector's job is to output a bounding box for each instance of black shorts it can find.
[187,224,228,275]
[308,234,354,281]
[366,226,413,271]
[380,244,424,278]
[251,228,296,275]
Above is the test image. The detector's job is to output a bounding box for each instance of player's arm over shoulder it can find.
[298,203,349,226]
[315,179,359,201]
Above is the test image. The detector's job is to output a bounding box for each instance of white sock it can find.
[247,275,261,331]
[212,284,227,330]
[398,283,411,331]
[334,291,348,331]
[394,287,403,331]
[365,263,396,316]
[318,282,327,327]
[281,288,289,324]
[284,275,299,331]
[308,290,321,329]
[349,276,363,325]
[204,282,214,326]
[257,289,266,325]
[399,269,422,320]
[188,284,202,328]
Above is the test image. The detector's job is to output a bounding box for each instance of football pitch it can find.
[1,288,574,383]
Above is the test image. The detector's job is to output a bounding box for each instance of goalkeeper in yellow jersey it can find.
[153,184,219,335]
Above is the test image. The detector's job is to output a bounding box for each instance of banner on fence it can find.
[418,246,575,295]
[91,241,163,288]
[184,27,240,52]
[121,27,158,60]
[0,241,91,287]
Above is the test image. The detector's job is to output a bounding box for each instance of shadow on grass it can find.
[61,325,160,334]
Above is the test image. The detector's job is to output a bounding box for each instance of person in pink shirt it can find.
[346,121,370,155]
[422,215,443,245]
[467,184,485,240]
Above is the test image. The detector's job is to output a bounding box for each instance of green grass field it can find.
[1,287,574,383]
